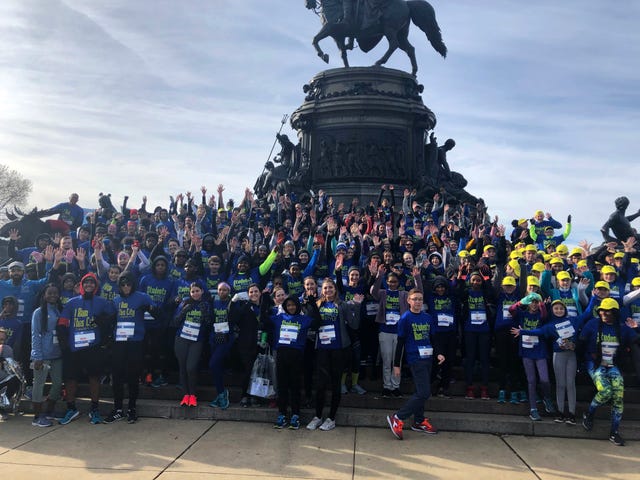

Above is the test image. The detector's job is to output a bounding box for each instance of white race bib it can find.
[437,313,454,327]
[601,342,619,366]
[115,321,135,342]
[522,335,539,349]
[470,311,486,325]
[365,303,379,316]
[74,330,96,349]
[279,324,300,345]
[502,307,512,319]
[385,312,400,326]
[418,346,433,359]
[566,305,578,318]
[214,322,230,334]
[180,320,201,341]
[143,311,154,322]
[555,320,575,340]
[318,325,336,345]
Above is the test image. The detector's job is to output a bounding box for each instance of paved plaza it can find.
[1,415,639,479]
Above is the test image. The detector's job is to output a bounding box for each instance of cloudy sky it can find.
[1,0,638,243]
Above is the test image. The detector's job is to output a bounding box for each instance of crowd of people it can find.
[1,185,639,447]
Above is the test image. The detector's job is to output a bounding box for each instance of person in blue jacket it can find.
[509,292,556,421]
[386,289,444,440]
[266,295,321,429]
[104,271,153,424]
[580,298,640,446]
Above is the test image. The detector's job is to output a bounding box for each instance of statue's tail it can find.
[407,0,447,58]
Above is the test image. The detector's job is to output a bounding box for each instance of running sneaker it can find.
[127,409,138,424]
[32,415,53,428]
[391,389,403,398]
[0,411,9,422]
[89,410,104,425]
[180,394,190,406]
[289,414,300,430]
[518,391,528,404]
[306,416,323,430]
[554,413,566,424]
[411,418,437,434]
[465,386,476,399]
[351,384,367,395]
[59,409,80,425]
[218,389,230,410]
[609,431,625,446]
[582,412,594,431]
[543,398,556,414]
[239,396,249,408]
[273,414,288,429]
[529,409,541,421]
[144,373,153,386]
[381,388,392,398]
[565,414,577,426]
[386,414,404,440]
[209,394,221,408]
[103,409,124,423]
[319,417,336,431]
[151,375,168,388]
[188,395,197,407]
[497,390,506,403]
[480,386,490,400]
[509,392,519,405]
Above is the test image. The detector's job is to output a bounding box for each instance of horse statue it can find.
[305,0,447,76]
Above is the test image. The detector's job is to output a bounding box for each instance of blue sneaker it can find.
[218,389,229,410]
[151,375,168,388]
[32,415,53,427]
[208,394,221,408]
[543,398,556,414]
[89,410,103,425]
[529,409,541,421]
[289,414,300,430]
[274,414,288,429]
[509,392,519,405]
[519,391,528,404]
[497,390,506,404]
[59,409,80,425]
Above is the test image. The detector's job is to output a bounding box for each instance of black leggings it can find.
[315,348,347,420]
[276,348,304,416]
[111,341,144,410]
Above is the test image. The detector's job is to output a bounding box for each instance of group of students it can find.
[1,187,639,447]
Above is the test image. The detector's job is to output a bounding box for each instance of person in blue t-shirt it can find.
[104,272,153,424]
[386,289,444,440]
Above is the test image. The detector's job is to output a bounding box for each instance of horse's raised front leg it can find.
[312,25,332,63]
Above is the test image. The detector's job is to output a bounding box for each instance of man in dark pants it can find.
[387,289,444,440]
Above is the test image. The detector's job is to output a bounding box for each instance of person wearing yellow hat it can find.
[540,269,585,319]
[523,244,538,267]
[511,298,580,424]
[530,211,563,239]
[526,275,541,295]
[494,275,526,405]
[530,215,572,254]
[622,278,640,388]
[508,292,555,421]
[579,298,640,446]
[600,265,625,301]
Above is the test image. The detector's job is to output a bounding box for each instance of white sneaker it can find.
[319,417,336,431]
[306,416,323,430]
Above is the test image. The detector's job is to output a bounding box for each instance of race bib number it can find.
[318,325,337,345]
[115,321,135,342]
[418,346,433,359]
[385,312,400,326]
[555,320,575,340]
[565,305,578,318]
[522,335,539,349]
[470,311,486,325]
[144,311,154,322]
[365,303,379,316]
[601,342,619,366]
[213,322,230,334]
[279,324,300,345]
[52,331,59,345]
[502,307,512,320]
[180,320,201,341]
[74,330,96,349]
[437,313,454,327]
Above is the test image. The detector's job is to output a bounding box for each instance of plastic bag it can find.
[249,349,277,398]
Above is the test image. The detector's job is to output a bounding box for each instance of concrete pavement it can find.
[1,414,639,479]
